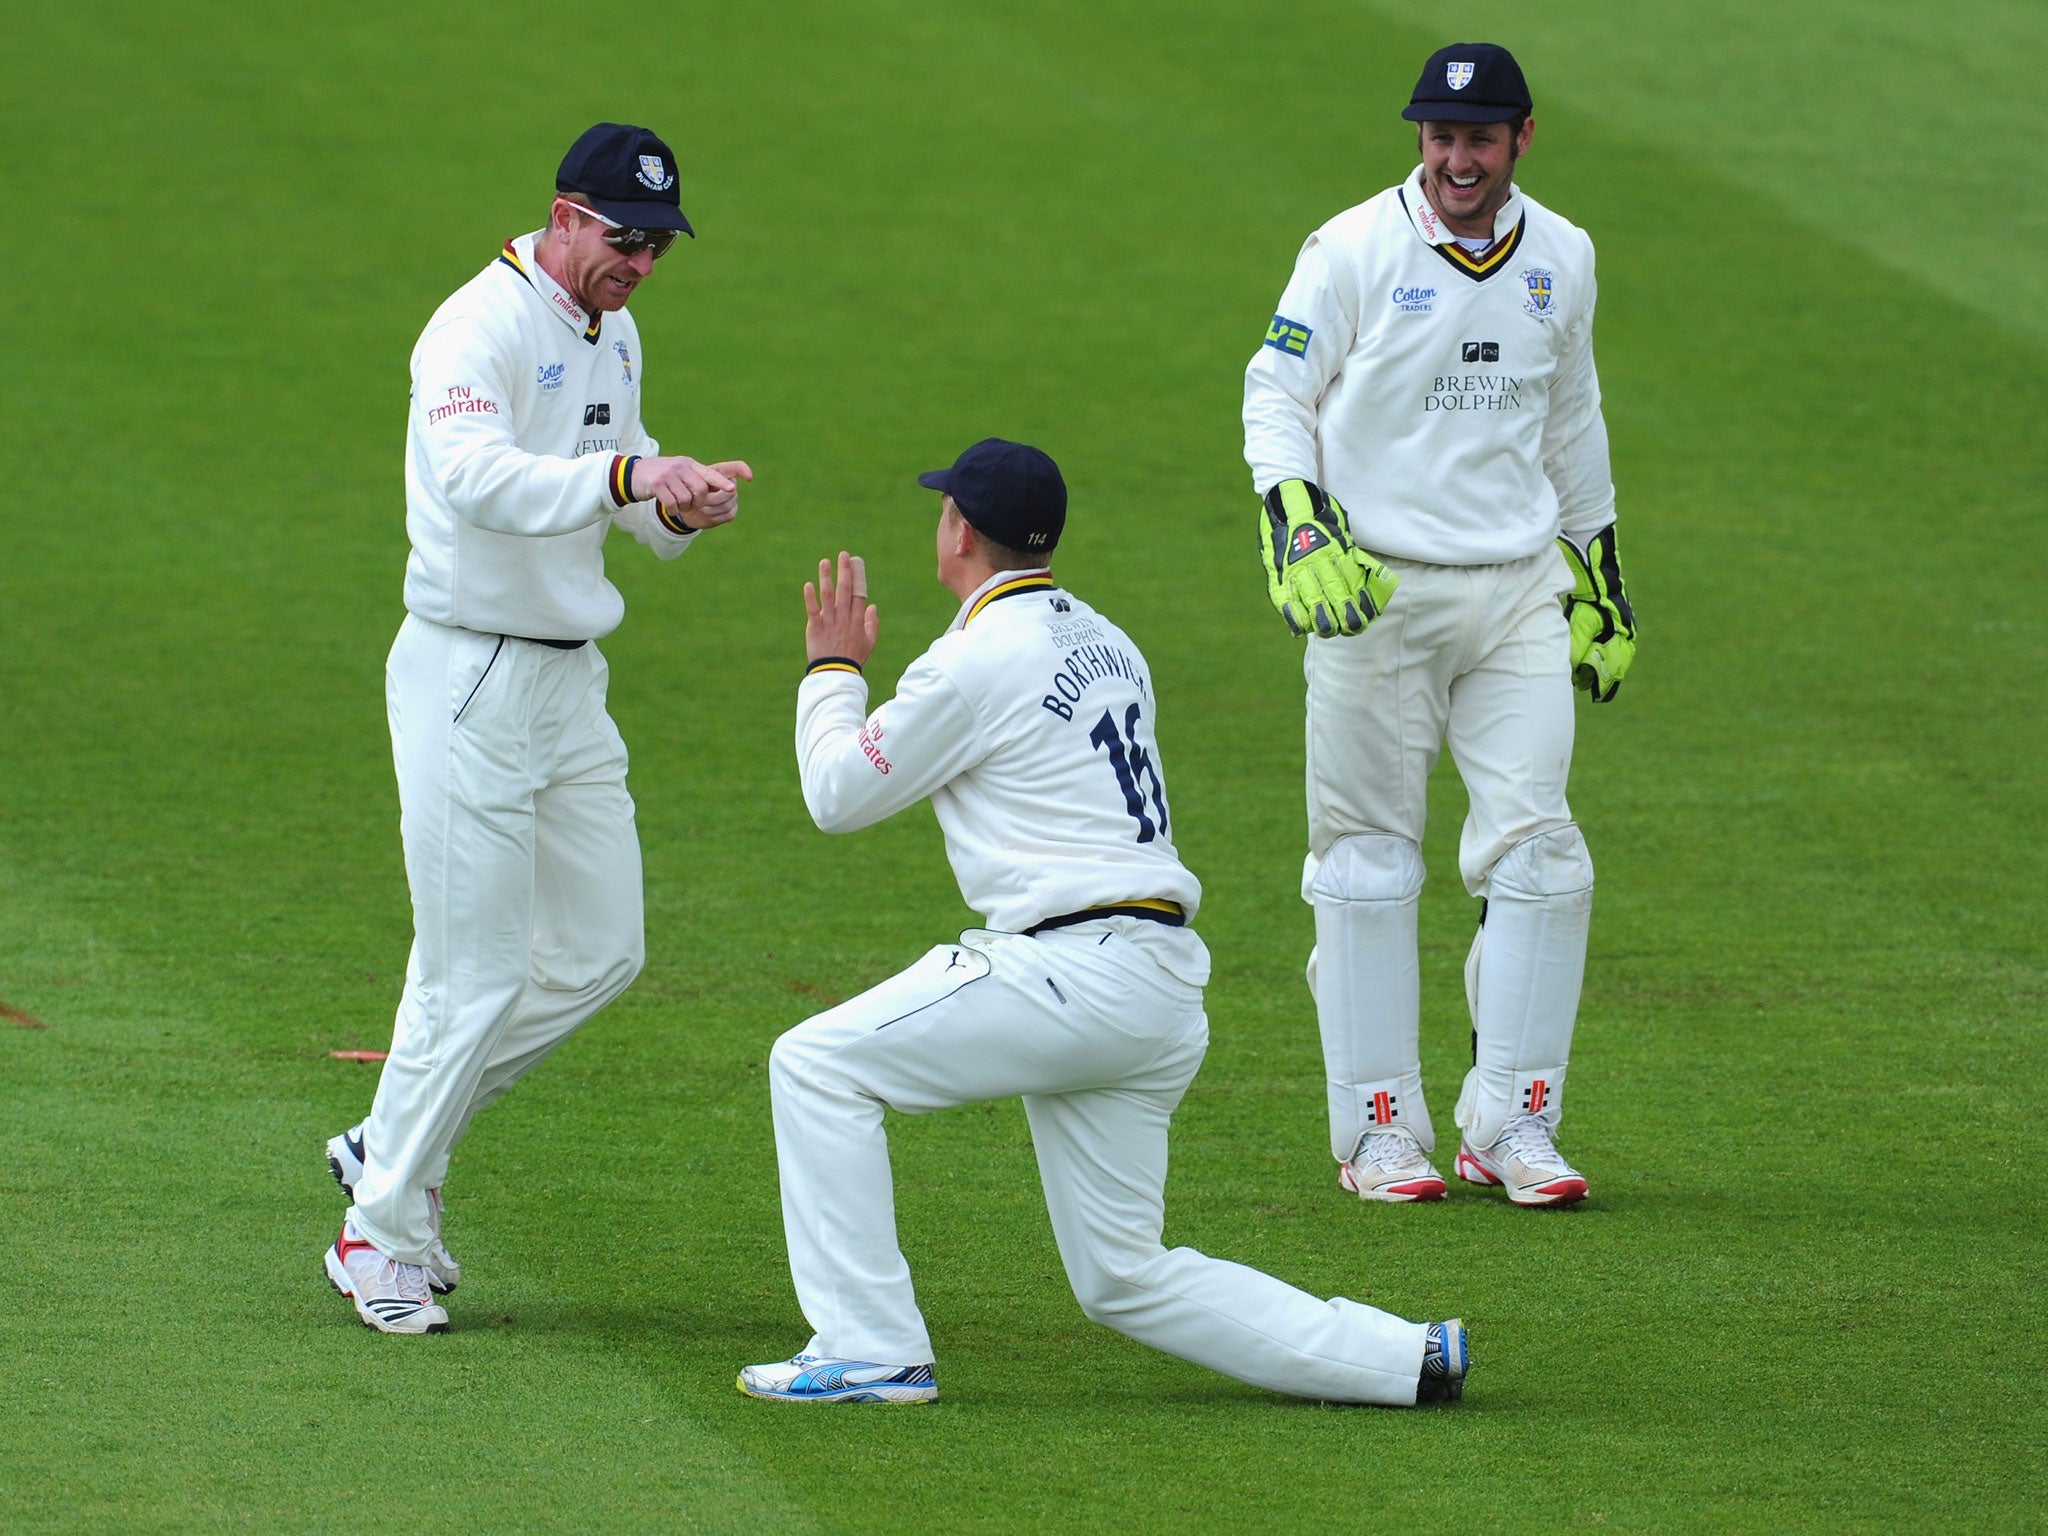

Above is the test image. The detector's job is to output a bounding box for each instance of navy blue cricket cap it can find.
[1401,43,1532,124]
[556,122,695,236]
[917,439,1067,554]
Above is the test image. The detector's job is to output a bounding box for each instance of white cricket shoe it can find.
[1339,1128,1447,1202]
[324,1219,449,1334]
[1455,1114,1588,1207]
[326,1124,460,1293]
[737,1353,937,1404]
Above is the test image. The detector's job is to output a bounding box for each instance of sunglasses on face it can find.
[556,198,679,259]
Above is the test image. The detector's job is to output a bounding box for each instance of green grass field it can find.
[4,2,2044,1530]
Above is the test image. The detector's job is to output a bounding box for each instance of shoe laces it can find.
[1354,1129,1428,1170]
[372,1254,435,1301]
[1498,1113,1565,1169]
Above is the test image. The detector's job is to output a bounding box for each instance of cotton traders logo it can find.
[1446,61,1475,90]
[1391,284,1437,314]
[635,155,674,192]
[1521,267,1556,317]
[536,362,566,392]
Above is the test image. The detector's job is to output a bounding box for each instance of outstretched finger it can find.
[710,459,755,482]
[803,580,821,620]
[675,464,714,503]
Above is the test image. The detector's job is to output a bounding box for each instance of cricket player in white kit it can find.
[322,123,753,1333]
[1244,46,1638,1209]
[738,439,1468,1405]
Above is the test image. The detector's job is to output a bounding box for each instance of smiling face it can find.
[545,199,657,314]
[1417,116,1534,240]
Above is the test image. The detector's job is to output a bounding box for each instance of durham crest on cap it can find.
[1401,43,1532,123]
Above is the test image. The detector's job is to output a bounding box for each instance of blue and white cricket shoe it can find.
[1416,1318,1469,1404]
[738,1353,938,1404]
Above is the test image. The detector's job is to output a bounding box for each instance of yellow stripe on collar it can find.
[1430,218,1526,279]
[965,574,1056,626]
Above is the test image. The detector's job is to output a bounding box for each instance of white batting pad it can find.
[1310,833,1436,1155]
[1454,825,1592,1149]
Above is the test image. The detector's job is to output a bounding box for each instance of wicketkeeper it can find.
[1244,44,1638,1207]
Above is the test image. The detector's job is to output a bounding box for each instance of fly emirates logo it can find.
[427,385,500,425]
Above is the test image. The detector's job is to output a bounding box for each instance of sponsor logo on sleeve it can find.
[1391,284,1438,313]
[1263,314,1312,357]
[1520,267,1556,317]
[1446,60,1475,90]
[857,720,891,774]
[426,385,500,425]
[537,362,566,391]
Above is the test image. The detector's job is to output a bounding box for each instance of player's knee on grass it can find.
[1066,1246,1172,1330]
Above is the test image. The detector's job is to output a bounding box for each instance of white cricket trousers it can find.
[1304,548,1577,894]
[769,919,1430,1405]
[1302,548,1590,1158]
[352,616,645,1263]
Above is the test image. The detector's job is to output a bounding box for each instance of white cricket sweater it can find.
[796,570,1205,968]
[401,231,696,641]
[1243,166,1616,565]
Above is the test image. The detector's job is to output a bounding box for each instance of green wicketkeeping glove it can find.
[1258,479,1399,639]
[1558,524,1638,702]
